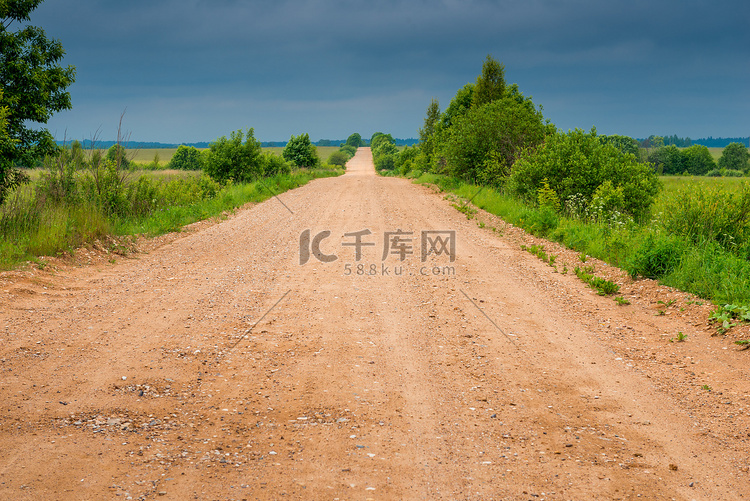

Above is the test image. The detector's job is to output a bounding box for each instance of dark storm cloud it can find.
[29,0,750,142]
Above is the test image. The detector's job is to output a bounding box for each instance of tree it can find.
[649,144,684,174]
[682,144,716,175]
[435,94,551,185]
[418,98,441,165]
[345,133,362,148]
[718,142,749,172]
[472,55,506,108]
[439,84,474,130]
[168,145,204,170]
[646,135,664,150]
[283,133,319,168]
[0,91,25,202]
[0,0,76,203]
[203,128,263,183]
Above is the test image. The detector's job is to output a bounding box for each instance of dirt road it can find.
[1,148,749,500]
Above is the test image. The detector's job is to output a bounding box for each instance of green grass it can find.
[127,148,183,164]
[413,172,750,307]
[657,175,747,196]
[0,167,343,270]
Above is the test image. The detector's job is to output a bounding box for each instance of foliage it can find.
[649,144,684,174]
[105,144,132,170]
[0,0,76,203]
[327,150,349,167]
[345,133,362,148]
[472,55,505,108]
[439,83,474,129]
[600,135,639,157]
[282,133,319,168]
[372,134,398,171]
[508,128,660,221]
[203,128,263,183]
[0,91,27,204]
[339,144,356,158]
[718,142,749,172]
[370,132,394,152]
[682,144,716,175]
[537,178,561,212]
[418,98,441,167]
[435,94,551,185]
[395,145,419,175]
[261,152,291,177]
[168,145,204,170]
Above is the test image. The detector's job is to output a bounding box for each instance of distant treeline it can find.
[57,138,420,149]
[56,140,212,150]
[637,136,749,148]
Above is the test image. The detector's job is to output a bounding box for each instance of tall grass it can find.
[414,172,750,306]
[0,165,342,270]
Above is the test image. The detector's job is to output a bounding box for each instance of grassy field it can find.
[128,148,182,164]
[658,174,747,194]
[706,147,724,161]
[127,146,341,166]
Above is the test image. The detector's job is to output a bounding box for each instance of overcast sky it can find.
[26,0,750,143]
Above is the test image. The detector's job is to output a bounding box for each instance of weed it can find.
[478,221,485,229]
[709,304,750,333]
[614,296,630,305]
[669,331,687,342]
[656,310,666,316]
[574,265,620,296]
[735,340,749,350]
[579,252,588,263]
[562,265,568,275]
[658,299,676,307]
[701,384,712,391]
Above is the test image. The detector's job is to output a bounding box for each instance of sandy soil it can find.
[1,148,749,500]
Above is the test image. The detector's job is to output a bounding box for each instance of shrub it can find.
[724,169,745,177]
[508,128,660,221]
[169,145,204,170]
[261,152,291,177]
[339,144,357,158]
[203,129,263,183]
[537,178,561,212]
[327,150,349,168]
[283,133,319,168]
[372,135,398,171]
